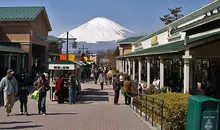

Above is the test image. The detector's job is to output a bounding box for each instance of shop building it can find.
[116,0,220,95]
[0,6,52,75]
[47,35,61,62]
[116,36,144,74]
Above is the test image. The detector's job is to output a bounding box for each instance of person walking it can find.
[55,75,64,104]
[0,69,18,116]
[18,68,29,115]
[34,74,50,115]
[124,75,132,105]
[98,72,105,90]
[68,73,76,104]
[113,74,120,105]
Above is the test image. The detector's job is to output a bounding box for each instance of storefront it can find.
[116,0,220,95]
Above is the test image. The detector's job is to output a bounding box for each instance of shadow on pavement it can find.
[29,112,77,116]
[0,121,33,124]
[80,96,109,102]
[81,91,109,96]
[2,125,43,129]
[46,112,77,115]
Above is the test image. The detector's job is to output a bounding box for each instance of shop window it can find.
[193,59,209,90]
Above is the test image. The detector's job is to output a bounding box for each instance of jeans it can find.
[125,92,131,105]
[38,93,46,114]
[20,101,27,113]
[69,88,76,104]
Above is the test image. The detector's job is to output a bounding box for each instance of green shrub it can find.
[141,93,190,130]
[144,86,167,95]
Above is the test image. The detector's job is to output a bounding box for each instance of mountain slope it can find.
[58,17,136,43]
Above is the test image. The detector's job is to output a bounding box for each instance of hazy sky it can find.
[0,0,212,36]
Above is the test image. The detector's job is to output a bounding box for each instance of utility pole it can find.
[66,31,69,60]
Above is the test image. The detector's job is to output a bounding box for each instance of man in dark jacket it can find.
[113,74,120,105]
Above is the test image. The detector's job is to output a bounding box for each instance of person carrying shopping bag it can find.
[34,74,50,116]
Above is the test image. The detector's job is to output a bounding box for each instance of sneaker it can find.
[20,112,24,115]
[25,112,29,116]
[42,113,46,116]
[6,113,9,116]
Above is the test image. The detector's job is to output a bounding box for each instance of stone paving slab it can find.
[0,82,151,130]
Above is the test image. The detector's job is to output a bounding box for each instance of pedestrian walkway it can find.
[0,82,151,130]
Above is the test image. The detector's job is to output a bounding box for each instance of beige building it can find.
[0,6,52,77]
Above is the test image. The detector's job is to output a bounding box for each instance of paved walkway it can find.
[0,81,151,130]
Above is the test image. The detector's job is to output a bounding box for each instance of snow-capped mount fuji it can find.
[58,17,137,43]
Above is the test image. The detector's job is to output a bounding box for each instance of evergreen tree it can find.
[160,7,184,25]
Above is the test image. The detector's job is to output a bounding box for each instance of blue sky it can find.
[0,0,211,36]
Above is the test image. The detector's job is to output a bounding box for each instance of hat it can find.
[7,69,14,74]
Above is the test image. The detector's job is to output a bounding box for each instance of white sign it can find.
[205,119,212,130]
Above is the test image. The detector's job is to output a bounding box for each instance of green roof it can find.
[0,45,27,53]
[0,6,52,31]
[133,0,220,45]
[48,60,75,65]
[117,40,184,58]
[47,35,60,43]
[117,36,144,44]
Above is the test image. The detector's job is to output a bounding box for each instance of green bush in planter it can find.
[141,93,190,130]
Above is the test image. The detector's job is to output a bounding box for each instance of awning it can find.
[0,45,27,53]
[117,40,184,58]
[48,52,60,56]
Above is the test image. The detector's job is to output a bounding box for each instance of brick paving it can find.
[0,81,151,130]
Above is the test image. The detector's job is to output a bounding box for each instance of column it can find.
[160,58,164,88]
[132,59,135,80]
[128,58,131,76]
[22,54,25,69]
[119,59,122,72]
[138,58,142,83]
[183,48,192,94]
[125,59,128,74]
[147,58,151,87]
[122,60,125,73]
[8,53,12,69]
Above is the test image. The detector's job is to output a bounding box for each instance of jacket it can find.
[113,76,120,91]
[0,76,18,95]
[124,80,132,92]
[34,78,50,94]
[98,73,105,83]
[55,78,64,91]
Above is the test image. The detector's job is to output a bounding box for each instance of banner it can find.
[59,54,75,61]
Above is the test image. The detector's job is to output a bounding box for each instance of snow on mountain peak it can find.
[58,17,137,43]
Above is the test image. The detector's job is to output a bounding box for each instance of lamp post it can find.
[58,31,77,61]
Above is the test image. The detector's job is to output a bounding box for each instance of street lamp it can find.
[57,32,77,60]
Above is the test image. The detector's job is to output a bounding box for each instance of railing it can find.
[126,92,164,130]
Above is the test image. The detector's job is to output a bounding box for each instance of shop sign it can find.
[151,35,158,46]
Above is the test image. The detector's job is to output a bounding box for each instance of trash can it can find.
[186,95,220,130]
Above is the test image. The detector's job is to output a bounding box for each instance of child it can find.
[19,86,29,115]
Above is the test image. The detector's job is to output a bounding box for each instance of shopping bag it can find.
[31,91,39,101]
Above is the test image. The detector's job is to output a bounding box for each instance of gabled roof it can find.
[0,6,52,31]
[133,0,220,45]
[117,36,144,44]
[47,35,60,43]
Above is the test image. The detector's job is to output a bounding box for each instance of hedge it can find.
[140,93,190,130]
